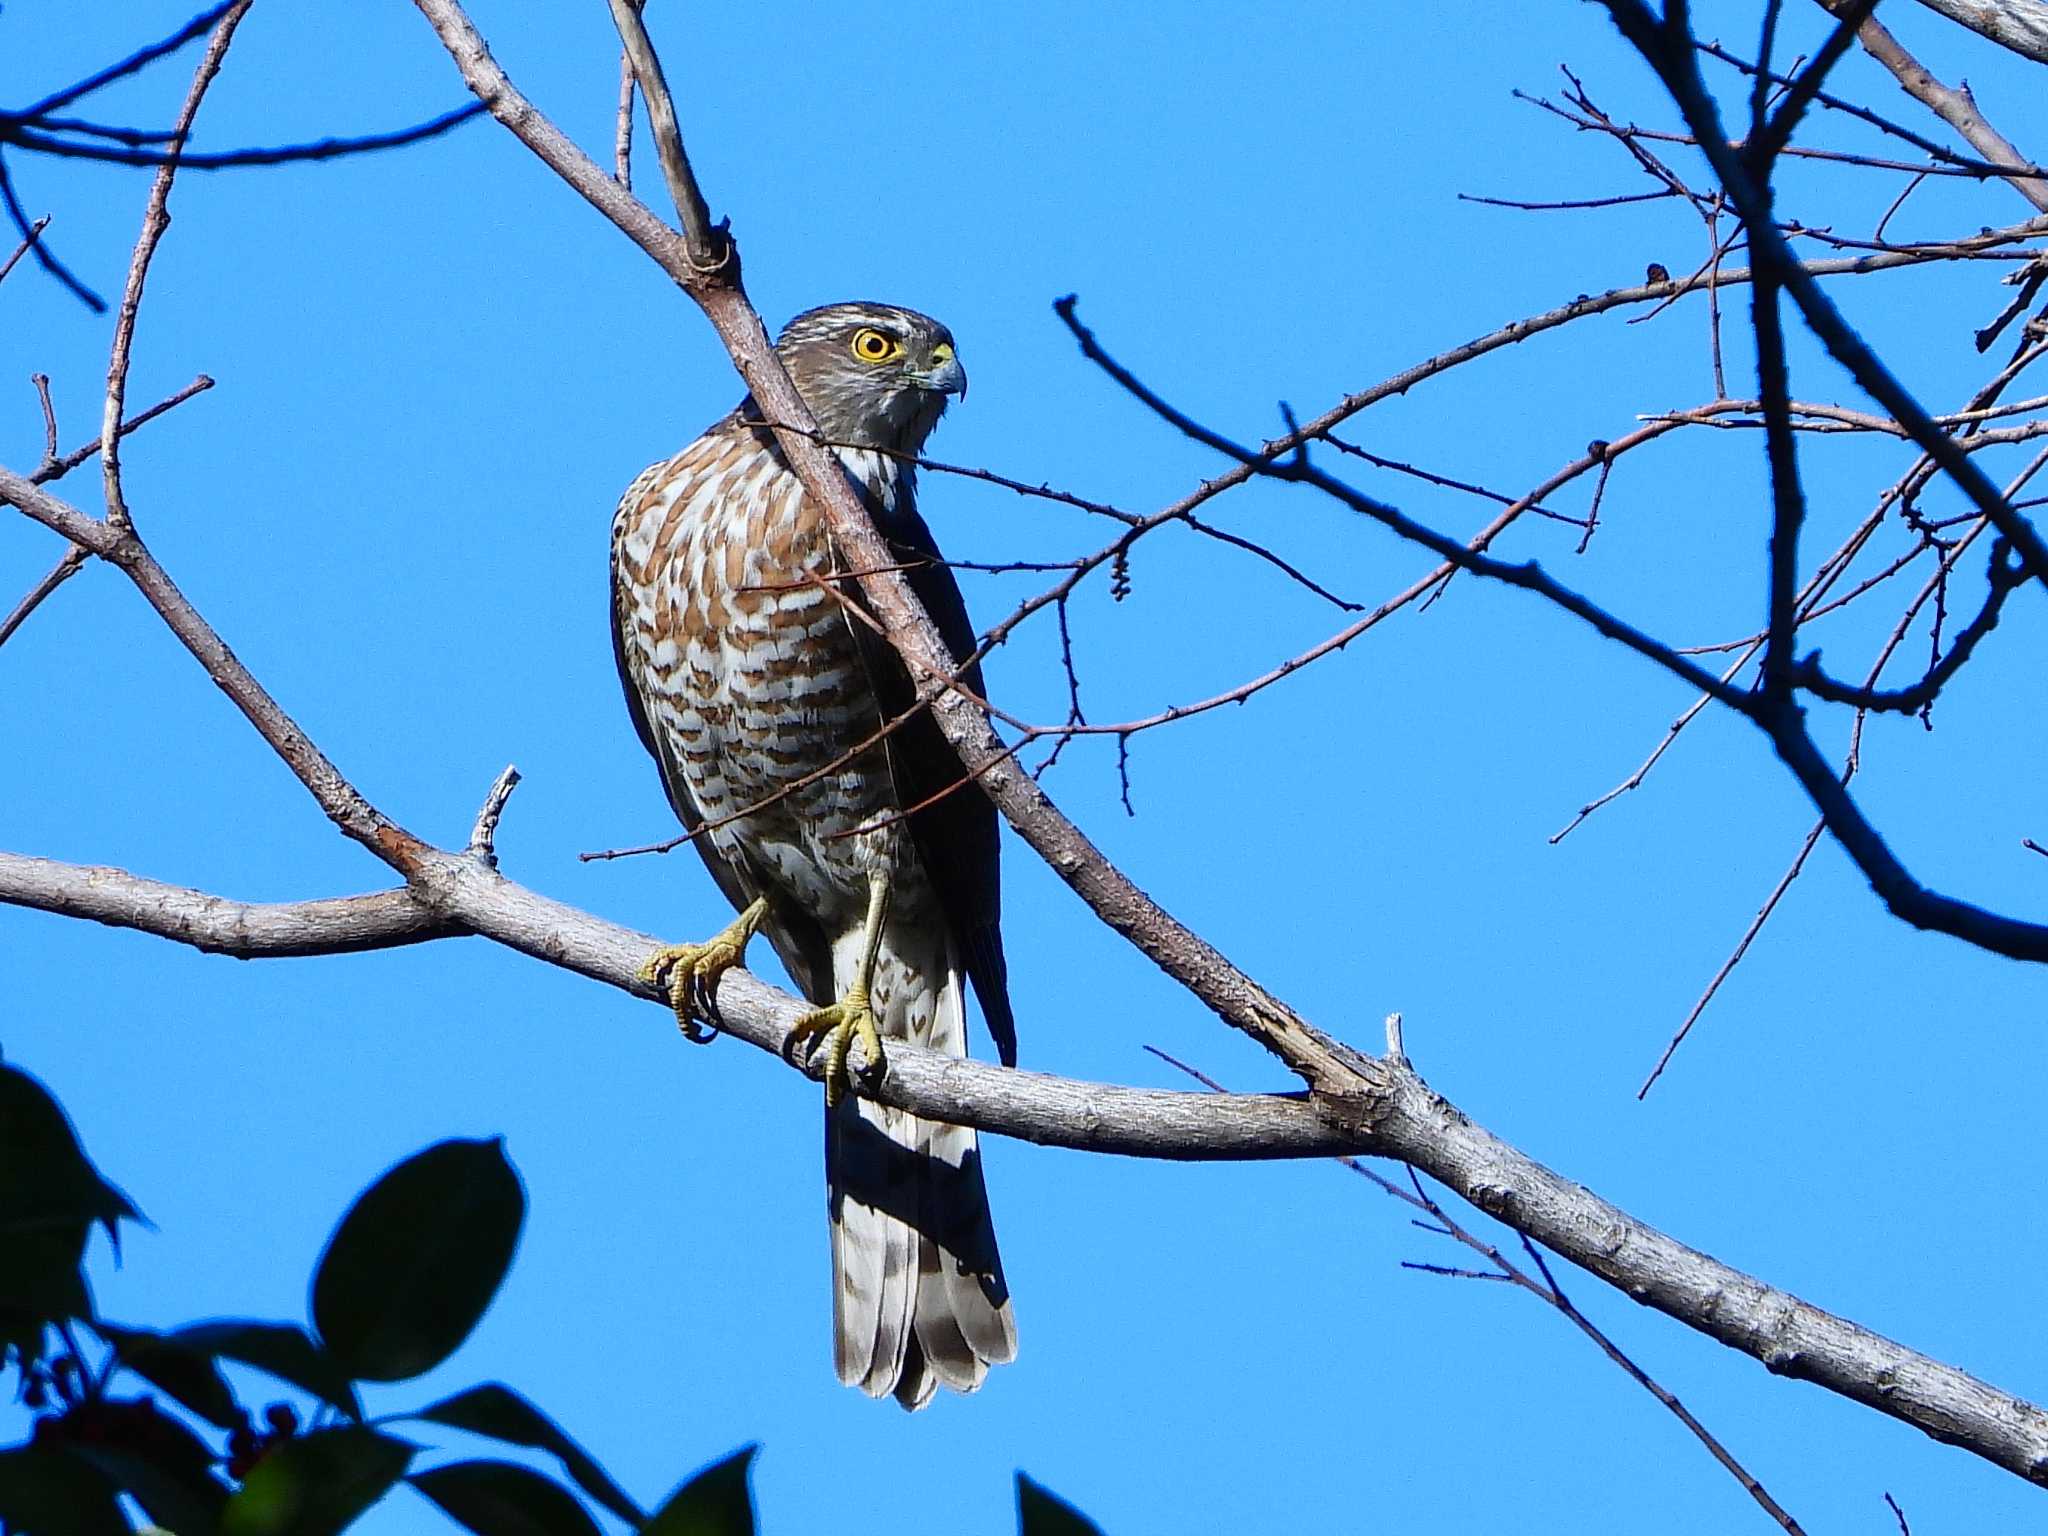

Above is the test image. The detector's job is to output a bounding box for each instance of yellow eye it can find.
[850,327,900,363]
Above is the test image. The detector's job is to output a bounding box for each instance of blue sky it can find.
[7,2,2048,1530]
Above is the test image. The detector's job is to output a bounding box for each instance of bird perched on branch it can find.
[610,302,1017,1408]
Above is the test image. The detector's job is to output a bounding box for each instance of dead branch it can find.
[1810,2,2048,213]
[0,465,413,862]
[0,856,446,956]
[0,545,88,650]
[1907,0,2048,63]
[0,849,1376,1164]
[0,213,49,285]
[101,0,249,529]
[4,0,2043,1501]
[3,108,486,171]
[6,835,2048,1489]
[409,0,1366,1096]
[1606,6,2048,591]
[1053,293,2048,965]
[1791,538,2022,710]
[40,374,213,486]
[1697,33,2039,194]
[1150,1039,1809,1534]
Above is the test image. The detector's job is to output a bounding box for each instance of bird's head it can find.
[772,302,966,455]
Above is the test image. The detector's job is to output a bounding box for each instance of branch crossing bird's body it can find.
[610,303,1016,1408]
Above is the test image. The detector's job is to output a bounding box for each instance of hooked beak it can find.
[910,353,967,401]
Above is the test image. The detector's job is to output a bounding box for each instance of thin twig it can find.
[32,373,57,465]
[613,36,635,189]
[604,0,723,270]
[1607,4,2048,600]
[35,375,213,486]
[467,765,521,867]
[1147,1045,1809,1535]
[1533,85,2046,184]
[101,0,251,529]
[1811,0,2048,214]
[1058,290,2048,963]
[1873,168,1932,244]
[0,214,50,286]
[1695,34,2039,193]
[1551,649,1756,843]
[0,546,89,651]
[1640,459,2034,1089]
[1460,187,1677,212]
[1639,818,1827,1098]
[6,106,488,170]
[1512,1237,1810,1535]
[16,3,237,118]
[0,156,104,309]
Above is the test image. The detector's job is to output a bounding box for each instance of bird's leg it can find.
[638,896,769,1044]
[786,870,891,1107]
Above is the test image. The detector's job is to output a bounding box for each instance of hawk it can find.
[610,302,1017,1408]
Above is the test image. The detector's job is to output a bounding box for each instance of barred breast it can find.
[611,420,915,924]
[611,406,1016,1408]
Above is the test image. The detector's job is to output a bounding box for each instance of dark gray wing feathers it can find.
[840,501,1018,1067]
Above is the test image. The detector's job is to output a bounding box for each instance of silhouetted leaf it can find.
[0,1443,126,1536]
[65,1400,229,1533]
[642,1444,757,1536]
[72,1443,230,1535]
[0,1226,88,1316]
[1018,1473,1105,1535]
[0,1227,88,1368]
[173,1319,361,1419]
[409,1459,603,1536]
[413,1383,643,1525]
[312,1138,525,1382]
[0,1312,48,1373]
[98,1320,242,1428]
[0,1063,140,1242]
[0,1065,135,1356]
[222,1425,414,1536]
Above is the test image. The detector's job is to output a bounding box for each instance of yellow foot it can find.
[786,984,885,1108]
[638,897,768,1044]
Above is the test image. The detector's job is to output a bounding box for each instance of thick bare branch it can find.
[1821,0,2048,214]
[409,0,1366,1097]
[9,837,2048,1484]
[1056,295,2048,964]
[1908,0,2048,63]
[0,467,416,863]
[0,848,1361,1162]
[410,0,2048,1093]
[0,0,1896,1491]
[0,855,446,956]
[1604,4,2048,594]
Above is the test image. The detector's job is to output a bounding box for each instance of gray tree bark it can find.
[1911,0,2048,63]
[7,841,2047,1484]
